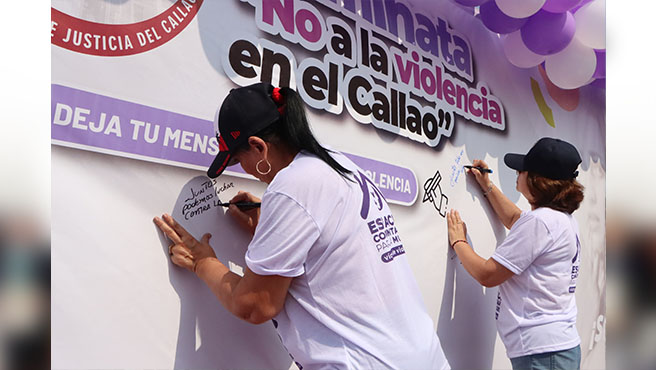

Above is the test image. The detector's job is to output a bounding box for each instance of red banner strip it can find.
[51,0,203,57]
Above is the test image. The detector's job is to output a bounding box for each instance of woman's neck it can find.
[263,146,299,184]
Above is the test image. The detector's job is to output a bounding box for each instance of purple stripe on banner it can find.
[345,153,417,205]
[51,84,417,205]
[52,84,221,169]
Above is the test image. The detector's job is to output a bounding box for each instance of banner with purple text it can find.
[52,1,605,369]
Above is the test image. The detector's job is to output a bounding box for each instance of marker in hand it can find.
[464,165,493,174]
[216,202,261,209]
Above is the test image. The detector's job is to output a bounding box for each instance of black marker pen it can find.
[464,165,493,174]
[216,202,261,209]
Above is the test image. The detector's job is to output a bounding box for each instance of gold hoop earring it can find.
[256,159,272,175]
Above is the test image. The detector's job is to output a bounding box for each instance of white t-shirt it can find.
[245,151,450,370]
[491,208,581,359]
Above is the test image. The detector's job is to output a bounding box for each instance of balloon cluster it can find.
[455,0,605,90]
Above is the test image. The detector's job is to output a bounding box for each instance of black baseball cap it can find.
[207,82,281,178]
[504,137,582,180]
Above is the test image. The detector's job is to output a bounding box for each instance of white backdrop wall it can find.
[51,0,606,369]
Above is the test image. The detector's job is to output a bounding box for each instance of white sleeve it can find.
[491,212,552,275]
[245,191,320,277]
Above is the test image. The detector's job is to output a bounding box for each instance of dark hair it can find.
[526,172,584,214]
[238,87,352,179]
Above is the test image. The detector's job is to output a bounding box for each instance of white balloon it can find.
[545,38,597,89]
[574,0,605,49]
[502,31,545,68]
[495,0,546,19]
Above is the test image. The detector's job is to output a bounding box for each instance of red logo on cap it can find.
[231,131,240,139]
[218,136,229,151]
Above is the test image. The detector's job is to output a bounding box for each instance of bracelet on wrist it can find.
[482,184,493,197]
[450,239,468,249]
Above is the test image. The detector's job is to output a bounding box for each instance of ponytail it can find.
[255,87,353,179]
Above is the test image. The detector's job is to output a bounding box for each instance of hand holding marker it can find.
[464,165,493,174]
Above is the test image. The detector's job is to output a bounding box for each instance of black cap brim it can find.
[504,153,526,172]
[207,151,231,178]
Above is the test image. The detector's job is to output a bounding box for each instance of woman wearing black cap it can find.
[154,83,450,369]
[446,137,584,370]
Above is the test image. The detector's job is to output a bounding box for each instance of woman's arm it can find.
[451,241,514,287]
[195,259,292,324]
[447,209,514,287]
[468,159,522,229]
[154,214,291,324]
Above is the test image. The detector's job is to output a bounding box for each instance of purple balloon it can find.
[593,49,605,79]
[454,0,490,6]
[542,0,581,13]
[480,1,528,34]
[589,78,605,89]
[521,10,576,55]
[571,0,594,13]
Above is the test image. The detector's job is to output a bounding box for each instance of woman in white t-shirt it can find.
[447,137,584,370]
[154,83,450,369]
